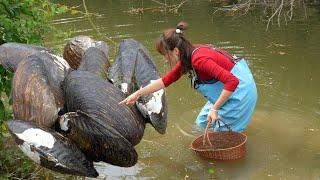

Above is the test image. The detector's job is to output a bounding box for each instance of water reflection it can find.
[87,162,143,180]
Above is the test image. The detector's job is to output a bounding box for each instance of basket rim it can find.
[190,131,247,152]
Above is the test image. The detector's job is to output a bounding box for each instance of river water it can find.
[51,0,320,179]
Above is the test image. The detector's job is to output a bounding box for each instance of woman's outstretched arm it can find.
[119,78,165,105]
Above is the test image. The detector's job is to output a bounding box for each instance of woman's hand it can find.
[119,91,141,105]
[207,89,233,124]
[119,78,165,106]
[207,108,218,124]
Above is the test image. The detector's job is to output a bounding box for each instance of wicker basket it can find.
[190,120,247,160]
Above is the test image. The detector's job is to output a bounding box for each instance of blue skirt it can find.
[195,59,257,132]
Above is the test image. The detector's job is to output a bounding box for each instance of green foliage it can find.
[0,66,13,137]
[0,0,68,135]
[0,0,68,45]
[0,138,36,179]
[0,0,69,178]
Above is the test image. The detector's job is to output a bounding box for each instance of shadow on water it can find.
[47,0,320,179]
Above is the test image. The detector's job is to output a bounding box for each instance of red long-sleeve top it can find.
[161,46,239,92]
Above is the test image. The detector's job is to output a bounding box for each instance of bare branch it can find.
[289,0,294,20]
[277,0,284,27]
[125,0,189,14]
[169,0,190,12]
[266,2,283,30]
[151,0,168,7]
[303,0,307,19]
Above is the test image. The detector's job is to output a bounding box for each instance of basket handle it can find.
[215,119,232,132]
[201,119,232,147]
[202,122,213,147]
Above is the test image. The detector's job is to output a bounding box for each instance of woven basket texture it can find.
[190,131,247,160]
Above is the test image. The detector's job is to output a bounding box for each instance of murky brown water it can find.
[52,0,320,179]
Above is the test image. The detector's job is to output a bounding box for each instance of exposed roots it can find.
[211,0,309,30]
[124,0,190,14]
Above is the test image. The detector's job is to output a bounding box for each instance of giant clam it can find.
[63,35,108,69]
[58,110,138,167]
[78,47,110,79]
[6,120,98,177]
[59,42,145,167]
[2,37,168,177]
[109,39,168,134]
[12,52,69,127]
[62,70,145,145]
[0,42,53,72]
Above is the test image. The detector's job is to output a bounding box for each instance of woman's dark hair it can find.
[156,21,194,73]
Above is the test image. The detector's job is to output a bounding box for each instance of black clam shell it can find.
[6,120,98,177]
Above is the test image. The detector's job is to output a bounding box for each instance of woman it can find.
[120,22,257,132]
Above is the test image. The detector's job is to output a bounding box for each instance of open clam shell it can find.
[63,70,145,146]
[6,120,98,177]
[109,39,167,134]
[12,53,69,127]
[58,111,138,167]
[63,36,108,69]
[78,47,110,79]
[0,42,52,72]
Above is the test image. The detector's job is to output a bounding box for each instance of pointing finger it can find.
[119,99,127,105]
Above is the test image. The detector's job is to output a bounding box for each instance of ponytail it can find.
[156,21,194,73]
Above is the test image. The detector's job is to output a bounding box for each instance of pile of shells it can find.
[0,36,167,177]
